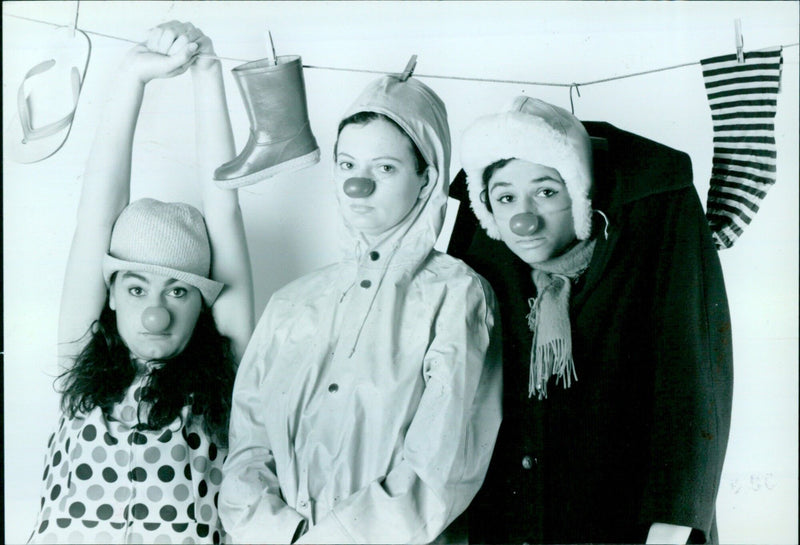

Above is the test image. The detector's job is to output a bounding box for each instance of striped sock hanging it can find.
[700,47,784,249]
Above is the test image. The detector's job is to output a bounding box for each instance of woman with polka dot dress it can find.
[28,21,254,544]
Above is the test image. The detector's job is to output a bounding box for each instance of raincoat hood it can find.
[339,75,451,260]
[461,96,594,241]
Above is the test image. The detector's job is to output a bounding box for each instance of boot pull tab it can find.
[265,29,278,65]
[398,55,418,82]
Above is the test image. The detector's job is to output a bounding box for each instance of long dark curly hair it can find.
[58,296,236,447]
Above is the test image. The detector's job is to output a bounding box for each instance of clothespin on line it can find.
[734,19,744,64]
[399,54,418,81]
[266,29,277,65]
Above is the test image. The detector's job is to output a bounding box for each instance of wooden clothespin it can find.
[399,55,418,82]
[266,29,278,65]
[734,19,744,64]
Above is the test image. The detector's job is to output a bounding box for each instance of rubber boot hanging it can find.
[214,55,320,188]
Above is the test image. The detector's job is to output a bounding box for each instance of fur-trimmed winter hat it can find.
[460,97,593,240]
[102,198,224,306]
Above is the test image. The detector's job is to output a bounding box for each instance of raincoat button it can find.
[360,280,372,288]
[299,500,308,508]
[369,251,380,261]
[521,455,534,469]
[328,383,339,393]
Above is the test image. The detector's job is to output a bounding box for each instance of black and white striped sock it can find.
[701,47,784,249]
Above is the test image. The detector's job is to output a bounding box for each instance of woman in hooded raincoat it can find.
[219,75,503,544]
[449,97,733,544]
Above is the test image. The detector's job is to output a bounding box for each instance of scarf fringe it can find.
[528,338,578,399]
[525,238,596,400]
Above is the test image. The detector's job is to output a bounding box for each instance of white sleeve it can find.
[219,302,306,544]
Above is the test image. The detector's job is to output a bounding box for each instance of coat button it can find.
[328,383,339,393]
[521,455,534,469]
[369,251,380,261]
[360,280,372,288]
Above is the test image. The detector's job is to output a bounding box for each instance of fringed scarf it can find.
[527,238,596,399]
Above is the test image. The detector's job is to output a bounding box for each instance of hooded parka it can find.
[219,76,502,544]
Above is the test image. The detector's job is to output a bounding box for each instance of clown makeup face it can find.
[334,116,430,240]
[109,271,203,362]
[486,159,577,264]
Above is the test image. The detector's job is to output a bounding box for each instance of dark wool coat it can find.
[448,122,733,544]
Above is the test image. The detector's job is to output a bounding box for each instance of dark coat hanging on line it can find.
[448,121,733,544]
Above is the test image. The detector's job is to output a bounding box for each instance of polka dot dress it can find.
[29,373,226,544]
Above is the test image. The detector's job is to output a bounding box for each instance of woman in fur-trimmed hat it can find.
[29,22,253,545]
[449,97,733,544]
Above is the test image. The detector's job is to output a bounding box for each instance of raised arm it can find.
[188,25,254,361]
[58,30,199,365]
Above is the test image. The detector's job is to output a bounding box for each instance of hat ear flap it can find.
[572,192,593,240]
[465,168,503,240]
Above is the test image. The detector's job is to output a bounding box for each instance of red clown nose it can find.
[509,213,539,236]
[343,177,376,198]
[141,306,171,332]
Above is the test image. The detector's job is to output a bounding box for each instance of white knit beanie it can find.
[102,198,224,305]
[461,97,593,240]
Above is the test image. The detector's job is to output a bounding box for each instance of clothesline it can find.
[4,10,798,90]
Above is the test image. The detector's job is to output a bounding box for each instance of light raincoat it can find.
[219,76,502,544]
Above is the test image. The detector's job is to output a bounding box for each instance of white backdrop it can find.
[3,2,798,543]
